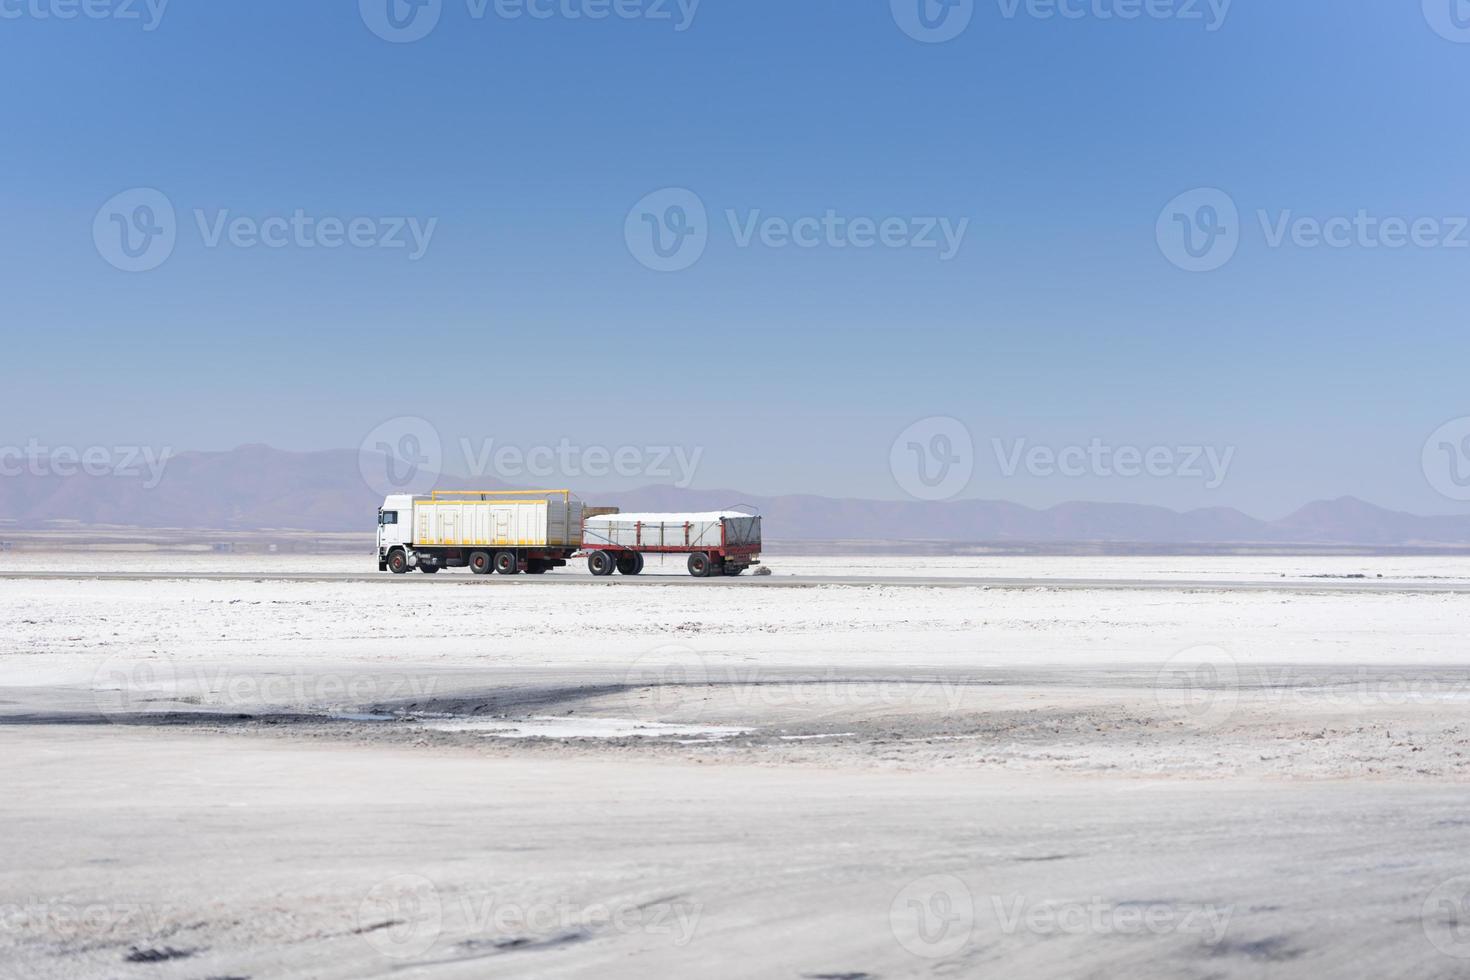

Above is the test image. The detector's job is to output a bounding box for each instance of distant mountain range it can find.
[3,444,1470,548]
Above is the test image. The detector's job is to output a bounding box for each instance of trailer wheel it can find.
[469,551,491,575]
[616,553,644,576]
[386,549,409,575]
[588,551,616,577]
[688,552,712,578]
[493,551,520,576]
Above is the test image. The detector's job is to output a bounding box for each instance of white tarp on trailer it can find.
[583,512,761,550]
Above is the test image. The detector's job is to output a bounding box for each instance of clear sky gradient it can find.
[4,0,1469,517]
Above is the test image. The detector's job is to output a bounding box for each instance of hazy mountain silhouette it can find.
[3,445,1469,546]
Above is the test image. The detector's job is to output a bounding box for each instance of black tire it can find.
[588,551,617,577]
[419,565,439,574]
[688,552,712,578]
[616,553,644,576]
[386,550,409,575]
[493,551,520,576]
[469,551,492,575]
[725,565,745,576]
[525,561,548,575]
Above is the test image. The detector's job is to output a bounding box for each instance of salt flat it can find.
[2,553,1469,978]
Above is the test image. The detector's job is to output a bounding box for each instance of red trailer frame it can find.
[580,519,761,578]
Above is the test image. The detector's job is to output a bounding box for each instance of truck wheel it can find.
[469,552,491,575]
[616,553,643,576]
[588,551,616,577]
[386,550,409,575]
[725,565,745,576]
[525,560,548,575]
[688,552,711,578]
[419,565,439,574]
[493,551,520,576]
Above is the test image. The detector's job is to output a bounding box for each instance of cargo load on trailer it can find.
[582,511,762,577]
[378,490,584,575]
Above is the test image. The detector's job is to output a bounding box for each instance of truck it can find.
[377,490,585,575]
[581,511,762,577]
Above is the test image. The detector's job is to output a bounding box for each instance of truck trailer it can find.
[581,512,762,577]
[377,490,584,575]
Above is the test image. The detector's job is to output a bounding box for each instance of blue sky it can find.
[4,0,1470,517]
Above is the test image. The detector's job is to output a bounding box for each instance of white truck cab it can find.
[376,494,413,570]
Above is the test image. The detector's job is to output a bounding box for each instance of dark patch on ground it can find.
[124,945,198,962]
[453,930,589,954]
[1013,854,1076,863]
[352,919,404,935]
[802,972,876,980]
[1208,935,1304,962]
[371,684,634,719]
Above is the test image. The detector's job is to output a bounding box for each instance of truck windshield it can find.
[378,511,398,525]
